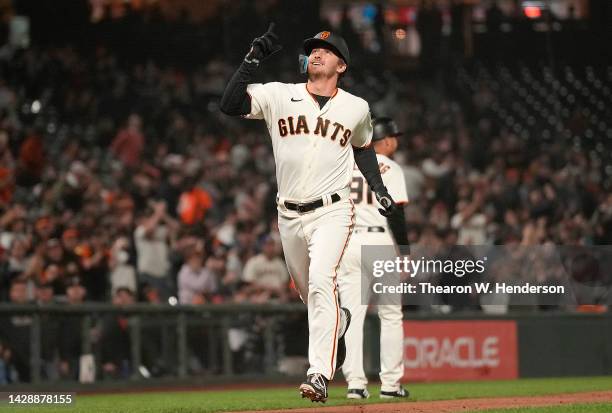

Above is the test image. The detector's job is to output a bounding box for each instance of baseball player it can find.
[220,24,400,402]
[339,117,410,399]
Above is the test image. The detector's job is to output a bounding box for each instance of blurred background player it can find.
[339,117,410,399]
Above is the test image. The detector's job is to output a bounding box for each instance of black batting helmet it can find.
[303,31,350,66]
[372,117,402,142]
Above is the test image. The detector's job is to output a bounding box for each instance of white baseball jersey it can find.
[245,82,372,201]
[244,81,372,380]
[349,153,409,227]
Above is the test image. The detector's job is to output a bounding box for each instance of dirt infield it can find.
[232,390,612,413]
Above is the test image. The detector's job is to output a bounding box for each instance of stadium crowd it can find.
[0,2,611,383]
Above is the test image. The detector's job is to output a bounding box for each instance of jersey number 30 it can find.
[350,176,373,204]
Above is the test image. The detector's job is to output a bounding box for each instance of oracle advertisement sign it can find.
[403,321,518,381]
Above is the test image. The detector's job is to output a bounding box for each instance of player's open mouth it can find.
[312,62,323,66]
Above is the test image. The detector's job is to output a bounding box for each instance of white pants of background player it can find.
[338,229,404,392]
[278,196,355,380]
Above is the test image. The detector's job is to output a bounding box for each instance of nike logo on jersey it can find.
[291,98,303,102]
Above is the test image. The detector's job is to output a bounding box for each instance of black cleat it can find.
[335,307,351,370]
[380,386,410,399]
[299,373,329,403]
[347,388,370,399]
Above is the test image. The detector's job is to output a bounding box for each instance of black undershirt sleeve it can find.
[219,61,259,116]
[352,145,386,194]
[353,145,410,253]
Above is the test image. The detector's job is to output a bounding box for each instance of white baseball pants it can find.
[278,198,355,380]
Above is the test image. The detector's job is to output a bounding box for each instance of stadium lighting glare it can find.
[394,28,407,40]
[31,100,41,113]
[522,0,545,19]
[524,6,542,19]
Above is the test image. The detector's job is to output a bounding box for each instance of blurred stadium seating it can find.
[0,0,610,384]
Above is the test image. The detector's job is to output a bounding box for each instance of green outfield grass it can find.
[1,376,611,413]
[472,403,612,413]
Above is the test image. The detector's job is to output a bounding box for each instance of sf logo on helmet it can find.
[317,31,330,40]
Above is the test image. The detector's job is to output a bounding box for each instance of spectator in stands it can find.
[142,284,162,304]
[241,236,289,302]
[157,165,184,219]
[0,279,32,382]
[79,233,109,301]
[108,236,137,296]
[61,229,79,257]
[0,237,29,301]
[99,287,135,379]
[32,215,55,245]
[35,280,54,305]
[40,237,81,295]
[35,280,59,379]
[177,174,213,226]
[178,248,217,304]
[15,128,45,187]
[0,131,14,206]
[422,139,454,180]
[134,201,177,300]
[593,194,612,244]
[0,338,18,384]
[0,130,14,169]
[398,150,425,203]
[110,113,145,169]
[210,243,241,300]
[450,184,488,244]
[0,204,27,249]
[58,278,87,380]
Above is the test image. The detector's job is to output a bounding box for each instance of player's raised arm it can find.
[219,23,282,116]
